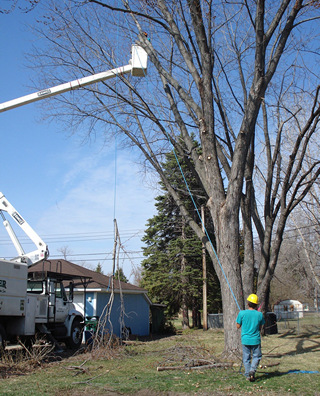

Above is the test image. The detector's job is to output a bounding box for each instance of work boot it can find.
[249,371,255,382]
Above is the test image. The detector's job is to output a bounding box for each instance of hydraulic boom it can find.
[0,45,147,113]
[0,192,48,265]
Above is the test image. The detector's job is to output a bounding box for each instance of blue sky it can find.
[0,6,157,281]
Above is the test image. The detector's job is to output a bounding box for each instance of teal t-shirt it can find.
[236,309,265,345]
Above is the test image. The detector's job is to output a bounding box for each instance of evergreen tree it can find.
[95,263,103,274]
[114,267,129,283]
[141,148,221,326]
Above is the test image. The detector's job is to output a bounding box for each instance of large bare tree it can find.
[29,0,320,354]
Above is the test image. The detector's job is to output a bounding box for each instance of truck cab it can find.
[0,259,85,350]
[26,263,87,349]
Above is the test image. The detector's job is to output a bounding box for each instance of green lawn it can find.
[1,318,320,395]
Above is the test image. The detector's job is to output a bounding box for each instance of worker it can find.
[236,294,265,382]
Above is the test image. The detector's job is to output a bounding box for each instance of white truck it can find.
[0,44,148,350]
[0,192,85,350]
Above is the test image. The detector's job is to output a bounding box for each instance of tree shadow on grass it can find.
[256,369,319,382]
[278,328,320,339]
[265,328,320,358]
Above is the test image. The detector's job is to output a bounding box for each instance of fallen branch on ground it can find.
[67,360,89,376]
[157,362,233,371]
[72,373,103,384]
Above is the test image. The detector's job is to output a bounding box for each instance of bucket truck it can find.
[0,192,86,350]
[0,45,148,350]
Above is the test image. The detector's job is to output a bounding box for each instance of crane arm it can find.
[0,192,48,266]
[0,44,147,113]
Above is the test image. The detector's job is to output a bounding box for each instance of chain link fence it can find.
[275,310,320,335]
[207,313,224,329]
[207,310,320,335]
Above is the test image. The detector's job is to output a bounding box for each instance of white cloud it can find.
[35,149,157,278]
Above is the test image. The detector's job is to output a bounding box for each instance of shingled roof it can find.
[28,259,147,293]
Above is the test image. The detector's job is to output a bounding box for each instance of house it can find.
[28,259,151,338]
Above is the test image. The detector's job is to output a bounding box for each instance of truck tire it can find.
[65,319,83,350]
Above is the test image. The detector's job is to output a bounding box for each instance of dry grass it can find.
[0,315,319,395]
[0,343,55,378]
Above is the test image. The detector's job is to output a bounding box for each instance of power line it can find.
[0,229,145,245]
[2,250,145,261]
[49,250,144,257]
[48,256,145,263]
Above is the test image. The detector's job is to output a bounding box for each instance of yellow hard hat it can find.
[247,294,259,305]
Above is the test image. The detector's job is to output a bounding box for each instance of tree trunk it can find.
[181,303,189,329]
[207,200,244,355]
[241,138,256,299]
[192,306,201,328]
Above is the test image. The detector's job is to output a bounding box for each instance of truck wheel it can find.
[66,319,83,350]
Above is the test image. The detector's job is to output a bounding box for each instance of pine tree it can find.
[141,148,221,326]
[95,263,103,274]
[114,267,129,283]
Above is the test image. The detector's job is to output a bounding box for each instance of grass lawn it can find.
[1,316,320,395]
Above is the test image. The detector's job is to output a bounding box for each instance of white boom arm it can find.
[0,45,147,264]
[0,45,147,113]
[0,192,48,266]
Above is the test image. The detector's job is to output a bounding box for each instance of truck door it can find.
[54,281,70,323]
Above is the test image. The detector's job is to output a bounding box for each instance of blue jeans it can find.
[242,344,262,377]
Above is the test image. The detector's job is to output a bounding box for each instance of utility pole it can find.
[201,205,208,330]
